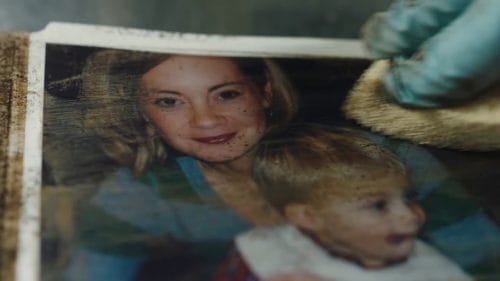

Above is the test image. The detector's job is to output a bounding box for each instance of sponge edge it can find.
[342,60,500,151]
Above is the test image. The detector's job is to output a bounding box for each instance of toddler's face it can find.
[310,173,425,268]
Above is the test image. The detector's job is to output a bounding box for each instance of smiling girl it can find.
[67,50,297,281]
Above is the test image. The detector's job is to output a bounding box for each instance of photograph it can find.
[12,23,500,281]
[40,43,370,281]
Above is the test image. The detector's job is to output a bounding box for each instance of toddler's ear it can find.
[284,204,323,231]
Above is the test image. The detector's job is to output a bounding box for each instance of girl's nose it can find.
[190,105,223,128]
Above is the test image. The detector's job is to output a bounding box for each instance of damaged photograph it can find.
[41,43,371,281]
[24,26,500,281]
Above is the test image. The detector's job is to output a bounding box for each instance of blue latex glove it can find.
[362,0,500,108]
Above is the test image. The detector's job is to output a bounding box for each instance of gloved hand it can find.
[362,0,500,108]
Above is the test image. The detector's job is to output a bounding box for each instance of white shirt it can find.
[236,225,472,281]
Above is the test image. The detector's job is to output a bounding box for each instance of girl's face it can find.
[140,55,269,163]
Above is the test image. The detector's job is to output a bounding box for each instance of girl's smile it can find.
[193,132,237,144]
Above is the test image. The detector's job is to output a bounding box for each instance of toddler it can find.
[216,124,471,281]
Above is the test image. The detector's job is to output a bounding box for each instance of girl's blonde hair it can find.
[81,49,298,176]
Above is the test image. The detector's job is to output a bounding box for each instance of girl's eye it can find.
[154,97,182,108]
[218,90,242,101]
